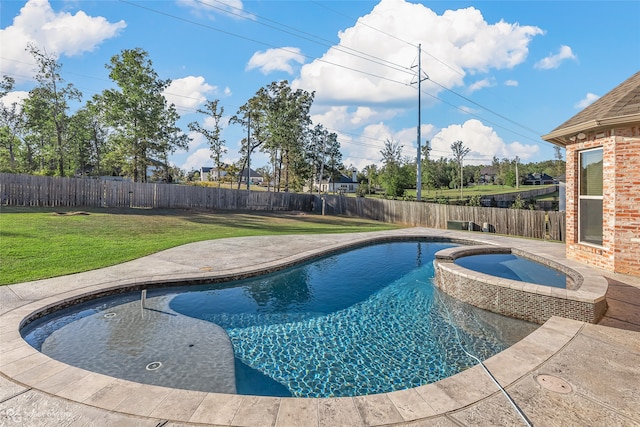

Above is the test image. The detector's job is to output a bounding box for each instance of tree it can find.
[255,165,273,191]
[188,100,226,187]
[380,139,409,197]
[451,140,470,199]
[511,194,526,209]
[84,98,110,177]
[321,131,341,192]
[420,140,435,193]
[222,162,240,186]
[363,164,378,194]
[262,81,314,192]
[554,145,564,177]
[101,48,188,182]
[0,76,25,172]
[308,124,328,192]
[67,107,95,176]
[25,44,82,176]
[230,90,270,190]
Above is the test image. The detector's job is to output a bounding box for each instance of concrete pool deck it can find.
[1,227,639,426]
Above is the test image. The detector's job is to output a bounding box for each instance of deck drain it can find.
[146,361,162,371]
[103,313,116,318]
[536,374,572,394]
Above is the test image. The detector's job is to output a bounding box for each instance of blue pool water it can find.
[22,241,538,398]
[454,253,567,289]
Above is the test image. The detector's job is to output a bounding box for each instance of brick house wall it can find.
[565,125,640,275]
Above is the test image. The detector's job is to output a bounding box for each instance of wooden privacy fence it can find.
[1,174,565,241]
[319,195,566,241]
[0,174,314,211]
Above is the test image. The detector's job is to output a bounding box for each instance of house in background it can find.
[523,172,555,185]
[200,166,263,185]
[199,166,214,181]
[316,169,360,194]
[542,71,640,276]
[237,168,263,185]
[479,166,497,184]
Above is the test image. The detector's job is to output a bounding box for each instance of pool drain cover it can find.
[103,313,116,318]
[536,374,572,394]
[146,362,162,371]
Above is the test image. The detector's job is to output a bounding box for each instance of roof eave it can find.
[542,113,640,146]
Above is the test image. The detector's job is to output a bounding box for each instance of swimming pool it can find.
[21,241,538,398]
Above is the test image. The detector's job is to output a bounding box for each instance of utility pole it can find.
[246,112,251,191]
[515,155,520,189]
[319,133,326,195]
[412,44,427,201]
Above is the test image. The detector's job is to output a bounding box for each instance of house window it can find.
[578,148,603,246]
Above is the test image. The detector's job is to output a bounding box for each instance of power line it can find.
[308,2,544,140]
[4,1,549,166]
[8,1,548,149]
[195,0,415,77]
[118,1,414,88]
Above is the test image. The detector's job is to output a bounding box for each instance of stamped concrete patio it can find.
[1,228,639,426]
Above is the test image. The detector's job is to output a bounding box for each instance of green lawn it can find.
[405,184,556,200]
[0,207,402,285]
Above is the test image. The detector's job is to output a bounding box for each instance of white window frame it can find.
[578,147,603,247]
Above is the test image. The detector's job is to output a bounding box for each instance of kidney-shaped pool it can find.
[21,241,538,398]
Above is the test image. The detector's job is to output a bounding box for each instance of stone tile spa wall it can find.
[434,247,608,324]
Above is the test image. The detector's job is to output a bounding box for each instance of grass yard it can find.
[0,207,402,285]
[404,184,556,200]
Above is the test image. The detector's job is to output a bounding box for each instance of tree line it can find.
[359,139,565,200]
[0,46,347,191]
[1,45,565,196]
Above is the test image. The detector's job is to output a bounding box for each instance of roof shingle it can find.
[543,71,640,145]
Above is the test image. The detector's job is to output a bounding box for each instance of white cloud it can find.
[185,131,206,152]
[293,0,542,104]
[0,0,126,83]
[181,147,212,171]
[504,141,539,161]
[430,119,538,164]
[0,91,29,112]
[468,78,494,93]
[246,48,305,75]
[163,76,217,111]
[308,105,410,169]
[535,45,577,70]
[574,92,600,109]
[504,80,519,87]
[310,105,400,132]
[335,120,437,170]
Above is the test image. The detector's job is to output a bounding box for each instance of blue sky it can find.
[1,0,639,173]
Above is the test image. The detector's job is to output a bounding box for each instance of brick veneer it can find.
[565,126,640,275]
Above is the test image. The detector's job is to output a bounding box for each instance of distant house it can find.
[479,166,497,184]
[200,166,263,185]
[200,167,215,181]
[542,71,640,276]
[238,168,263,185]
[317,169,360,194]
[523,172,555,185]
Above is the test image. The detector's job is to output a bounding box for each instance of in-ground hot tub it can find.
[433,245,608,324]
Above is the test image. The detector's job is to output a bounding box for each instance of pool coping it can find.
[0,228,622,426]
